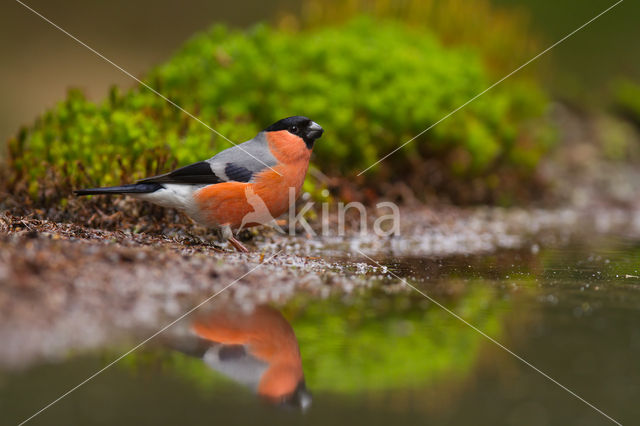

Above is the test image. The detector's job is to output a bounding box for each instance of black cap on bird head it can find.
[264,116,324,149]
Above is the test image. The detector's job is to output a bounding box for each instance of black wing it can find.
[138,161,223,185]
[224,163,253,182]
[138,160,257,185]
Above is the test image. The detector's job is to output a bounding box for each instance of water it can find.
[2,238,640,425]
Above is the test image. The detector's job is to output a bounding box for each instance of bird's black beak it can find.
[303,121,324,148]
[279,380,312,412]
[306,121,324,141]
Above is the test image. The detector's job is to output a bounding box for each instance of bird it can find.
[74,116,324,252]
[168,305,311,410]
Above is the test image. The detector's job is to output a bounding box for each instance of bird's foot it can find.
[228,236,249,253]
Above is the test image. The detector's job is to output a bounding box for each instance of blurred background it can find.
[2,0,638,143]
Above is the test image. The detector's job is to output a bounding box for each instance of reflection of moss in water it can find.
[614,79,640,128]
[283,286,509,393]
[119,285,511,395]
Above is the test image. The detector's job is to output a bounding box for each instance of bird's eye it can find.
[290,125,298,134]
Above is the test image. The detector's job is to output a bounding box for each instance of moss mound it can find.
[4,17,552,207]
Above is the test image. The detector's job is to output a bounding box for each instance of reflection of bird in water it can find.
[171,305,311,410]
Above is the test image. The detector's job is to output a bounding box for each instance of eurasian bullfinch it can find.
[75,116,324,252]
[171,305,311,410]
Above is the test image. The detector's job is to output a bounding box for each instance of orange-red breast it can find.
[74,116,324,251]
[189,305,311,409]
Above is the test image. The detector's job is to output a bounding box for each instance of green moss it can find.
[296,0,541,75]
[614,79,640,127]
[285,286,507,393]
[5,17,552,205]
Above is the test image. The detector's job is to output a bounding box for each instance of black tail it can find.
[74,183,162,196]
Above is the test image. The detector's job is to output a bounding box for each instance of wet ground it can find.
[1,208,640,425]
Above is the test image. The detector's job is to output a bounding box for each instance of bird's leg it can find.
[228,236,249,253]
[220,225,249,253]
